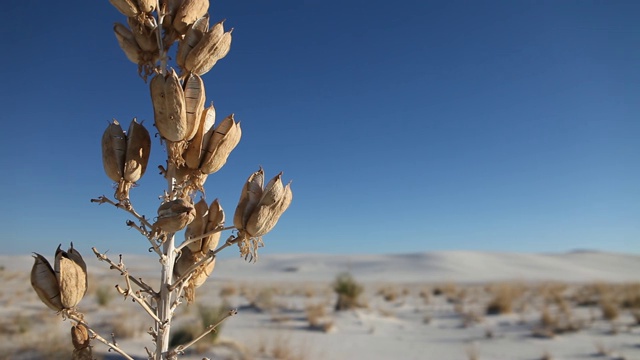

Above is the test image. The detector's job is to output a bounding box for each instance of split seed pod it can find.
[127,16,158,53]
[123,119,151,183]
[109,0,140,17]
[177,14,209,70]
[150,69,187,142]
[233,168,264,231]
[174,247,216,303]
[198,114,242,174]
[54,244,88,309]
[114,23,142,64]
[137,0,156,13]
[153,198,196,233]
[184,20,232,75]
[184,198,209,251]
[202,199,224,252]
[101,120,126,183]
[173,0,209,34]
[184,104,215,170]
[30,253,63,311]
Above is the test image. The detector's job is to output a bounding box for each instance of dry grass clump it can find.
[306,303,334,332]
[248,287,278,312]
[377,285,401,302]
[256,335,308,360]
[95,285,114,307]
[333,272,364,311]
[170,304,228,353]
[599,296,620,322]
[485,282,524,315]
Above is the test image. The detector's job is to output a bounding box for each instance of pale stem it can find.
[168,309,238,357]
[66,311,135,360]
[126,219,163,256]
[92,248,157,297]
[155,0,167,75]
[156,233,177,359]
[174,225,236,253]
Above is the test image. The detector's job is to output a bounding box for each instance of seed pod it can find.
[127,16,158,53]
[109,0,139,17]
[176,14,209,69]
[246,181,293,238]
[114,23,142,64]
[233,168,264,231]
[183,73,206,142]
[184,198,209,252]
[199,114,242,174]
[161,0,182,30]
[137,0,155,13]
[174,247,215,303]
[30,253,63,311]
[71,324,90,350]
[150,69,187,142]
[201,198,224,253]
[154,198,196,233]
[72,347,93,360]
[101,120,126,183]
[185,21,232,75]
[184,104,215,169]
[123,119,151,183]
[66,243,88,299]
[173,0,209,34]
[55,245,88,309]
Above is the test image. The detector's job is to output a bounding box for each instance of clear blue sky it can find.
[1,0,638,256]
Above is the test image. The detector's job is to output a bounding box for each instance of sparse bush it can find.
[333,272,364,311]
[95,285,113,307]
[600,297,620,322]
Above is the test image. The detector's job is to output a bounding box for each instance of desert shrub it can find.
[95,285,113,307]
[600,297,620,322]
[219,283,238,298]
[170,304,228,351]
[250,287,277,312]
[333,272,364,311]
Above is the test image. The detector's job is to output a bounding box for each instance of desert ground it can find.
[1,250,639,360]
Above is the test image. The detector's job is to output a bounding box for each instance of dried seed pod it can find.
[72,347,93,360]
[153,198,196,233]
[161,0,182,29]
[201,198,224,252]
[66,243,88,299]
[101,120,126,183]
[174,247,215,303]
[123,119,151,183]
[184,198,209,252]
[55,245,88,309]
[137,0,155,13]
[185,21,232,75]
[233,168,265,230]
[199,114,242,174]
[183,73,206,142]
[150,69,187,142]
[184,104,215,169]
[127,16,158,53]
[246,181,293,238]
[30,253,63,311]
[71,324,90,350]
[109,0,140,17]
[176,14,209,69]
[114,23,142,64]
[173,0,209,34]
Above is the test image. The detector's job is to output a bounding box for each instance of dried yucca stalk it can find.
[30,1,292,359]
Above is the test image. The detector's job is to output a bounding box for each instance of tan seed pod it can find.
[184,104,215,169]
[150,69,188,142]
[66,244,88,299]
[161,0,182,30]
[173,0,209,34]
[184,20,224,74]
[55,245,88,309]
[127,16,158,53]
[176,14,209,69]
[109,0,139,17]
[154,198,196,233]
[192,31,232,75]
[233,168,265,230]
[114,23,142,64]
[123,119,151,183]
[101,120,126,183]
[30,253,63,311]
[199,114,242,174]
[183,73,206,142]
[246,182,293,238]
[260,172,285,206]
[184,198,209,252]
[137,0,155,13]
[201,198,224,252]
[71,324,90,350]
[174,247,215,303]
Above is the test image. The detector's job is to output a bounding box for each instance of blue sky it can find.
[1,0,638,256]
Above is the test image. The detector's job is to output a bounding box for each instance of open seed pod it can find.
[173,0,209,34]
[184,20,232,75]
[245,174,293,238]
[177,14,209,70]
[114,23,142,64]
[150,69,188,142]
[71,324,91,350]
[174,247,216,303]
[54,244,88,309]
[202,198,224,253]
[198,114,241,174]
[184,104,215,170]
[30,253,63,311]
[153,198,196,233]
[184,198,209,251]
[137,0,156,13]
[109,0,140,17]
[233,168,265,231]
[123,119,151,183]
[101,120,126,183]
[127,15,158,53]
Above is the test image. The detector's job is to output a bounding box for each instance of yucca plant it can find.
[29,1,292,359]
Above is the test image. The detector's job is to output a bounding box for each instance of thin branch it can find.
[174,226,235,253]
[115,285,163,325]
[168,309,238,357]
[65,311,135,360]
[126,219,163,256]
[91,195,153,229]
[92,247,158,297]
